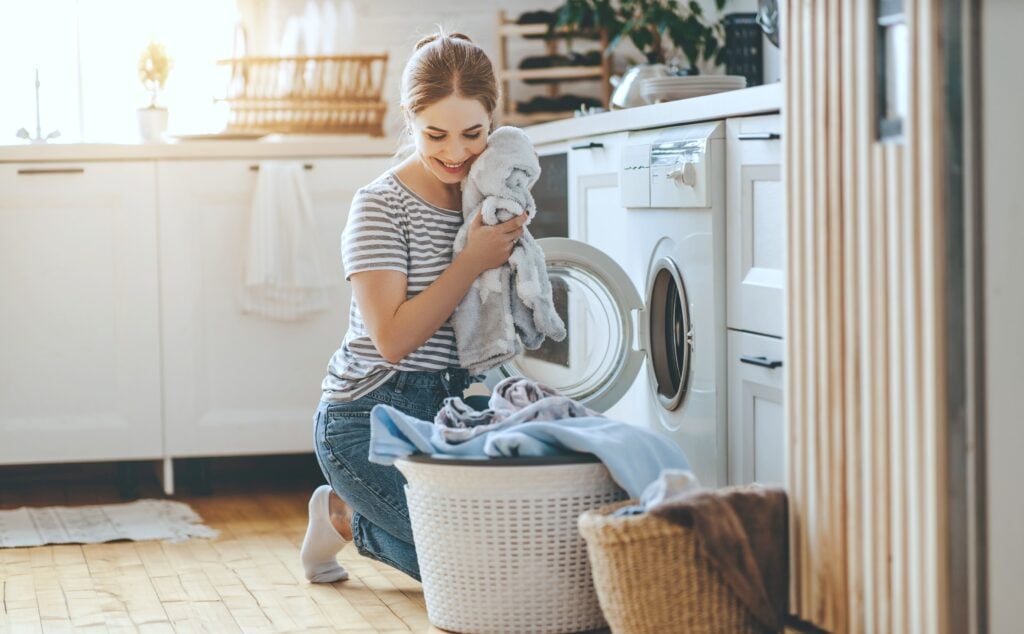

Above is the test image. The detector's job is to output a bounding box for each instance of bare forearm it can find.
[379,254,482,361]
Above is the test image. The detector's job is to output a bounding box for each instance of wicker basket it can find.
[216,54,389,135]
[395,455,628,634]
[577,500,767,634]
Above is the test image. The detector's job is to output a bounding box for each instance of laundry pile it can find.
[451,126,567,374]
[368,377,690,499]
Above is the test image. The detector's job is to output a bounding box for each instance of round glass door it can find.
[646,256,693,412]
[496,238,644,413]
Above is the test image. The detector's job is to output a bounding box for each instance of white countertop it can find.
[0,83,782,163]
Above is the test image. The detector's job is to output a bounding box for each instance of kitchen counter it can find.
[0,83,781,163]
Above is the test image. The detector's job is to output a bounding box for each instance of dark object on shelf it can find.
[723,13,764,88]
[519,51,603,84]
[517,10,556,25]
[519,50,602,69]
[516,94,602,114]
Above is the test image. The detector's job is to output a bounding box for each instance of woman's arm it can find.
[351,211,528,364]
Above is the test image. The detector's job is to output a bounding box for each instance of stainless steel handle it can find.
[17,167,86,175]
[737,132,781,141]
[249,163,314,171]
[740,355,783,369]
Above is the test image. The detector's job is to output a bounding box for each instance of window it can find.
[0,0,239,143]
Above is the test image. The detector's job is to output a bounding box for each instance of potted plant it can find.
[552,0,727,108]
[137,39,172,142]
[553,0,726,71]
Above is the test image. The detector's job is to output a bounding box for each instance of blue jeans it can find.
[313,369,471,581]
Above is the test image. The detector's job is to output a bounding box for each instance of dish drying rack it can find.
[216,54,389,136]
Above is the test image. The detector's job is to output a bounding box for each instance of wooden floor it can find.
[0,456,441,633]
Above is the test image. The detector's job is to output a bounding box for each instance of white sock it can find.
[300,485,350,583]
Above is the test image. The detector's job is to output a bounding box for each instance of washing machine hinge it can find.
[633,308,648,353]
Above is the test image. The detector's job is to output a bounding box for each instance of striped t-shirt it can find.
[321,171,464,402]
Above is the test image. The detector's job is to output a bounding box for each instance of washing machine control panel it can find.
[619,125,717,209]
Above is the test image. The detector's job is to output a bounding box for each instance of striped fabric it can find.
[321,171,464,402]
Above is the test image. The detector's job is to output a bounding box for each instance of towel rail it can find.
[248,163,314,171]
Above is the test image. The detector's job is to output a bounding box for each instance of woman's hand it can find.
[459,212,529,274]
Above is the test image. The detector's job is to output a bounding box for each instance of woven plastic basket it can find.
[216,54,389,135]
[395,455,628,634]
[577,500,767,634]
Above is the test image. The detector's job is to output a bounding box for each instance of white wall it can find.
[981,1,1024,631]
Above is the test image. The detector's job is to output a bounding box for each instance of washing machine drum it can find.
[491,238,693,415]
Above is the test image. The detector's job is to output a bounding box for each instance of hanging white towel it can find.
[241,161,332,321]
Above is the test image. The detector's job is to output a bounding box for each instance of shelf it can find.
[497,23,601,38]
[499,66,605,81]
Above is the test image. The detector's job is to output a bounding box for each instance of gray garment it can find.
[432,376,600,443]
[452,127,567,374]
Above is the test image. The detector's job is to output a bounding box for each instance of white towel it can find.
[241,161,331,321]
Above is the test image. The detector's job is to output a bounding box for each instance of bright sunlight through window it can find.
[0,0,240,143]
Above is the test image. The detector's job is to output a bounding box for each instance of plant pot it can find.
[137,107,168,142]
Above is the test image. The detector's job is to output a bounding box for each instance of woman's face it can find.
[408,94,491,185]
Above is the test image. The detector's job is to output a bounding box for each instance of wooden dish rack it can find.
[216,54,389,136]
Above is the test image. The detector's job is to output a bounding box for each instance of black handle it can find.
[571,141,604,150]
[740,355,783,369]
[249,163,314,171]
[737,132,781,141]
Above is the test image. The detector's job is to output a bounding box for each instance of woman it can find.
[300,31,528,583]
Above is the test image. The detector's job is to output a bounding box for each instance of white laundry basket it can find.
[395,454,628,634]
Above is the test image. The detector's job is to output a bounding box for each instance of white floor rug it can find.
[0,499,219,548]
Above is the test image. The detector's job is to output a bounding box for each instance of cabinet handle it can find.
[17,167,85,175]
[737,132,781,141]
[249,163,314,171]
[740,355,783,369]
[571,142,604,150]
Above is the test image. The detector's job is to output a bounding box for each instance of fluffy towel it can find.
[433,376,601,442]
[241,161,331,320]
[452,126,567,373]
[368,404,691,499]
[650,486,789,633]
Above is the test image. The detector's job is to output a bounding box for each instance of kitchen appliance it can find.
[490,122,728,487]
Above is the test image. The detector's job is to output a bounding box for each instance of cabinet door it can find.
[726,115,784,337]
[0,162,162,463]
[157,157,391,457]
[727,330,785,486]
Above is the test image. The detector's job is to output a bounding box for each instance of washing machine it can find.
[489,121,728,488]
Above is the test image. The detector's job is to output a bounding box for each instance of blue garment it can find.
[313,368,472,581]
[368,403,690,499]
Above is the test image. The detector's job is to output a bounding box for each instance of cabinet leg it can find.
[115,461,139,500]
[156,458,174,496]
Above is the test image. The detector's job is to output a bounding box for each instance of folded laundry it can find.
[368,404,690,499]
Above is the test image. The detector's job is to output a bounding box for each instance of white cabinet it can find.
[726,114,784,338]
[727,330,785,486]
[0,162,163,463]
[157,157,391,457]
[725,113,786,486]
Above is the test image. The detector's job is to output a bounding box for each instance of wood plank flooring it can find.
[0,456,442,633]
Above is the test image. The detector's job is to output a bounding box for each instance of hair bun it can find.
[413,31,474,51]
[413,34,440,51]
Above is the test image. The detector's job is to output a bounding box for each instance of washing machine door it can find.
[493,237,645,413]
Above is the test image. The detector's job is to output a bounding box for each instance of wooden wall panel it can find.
[784,0,948,631]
